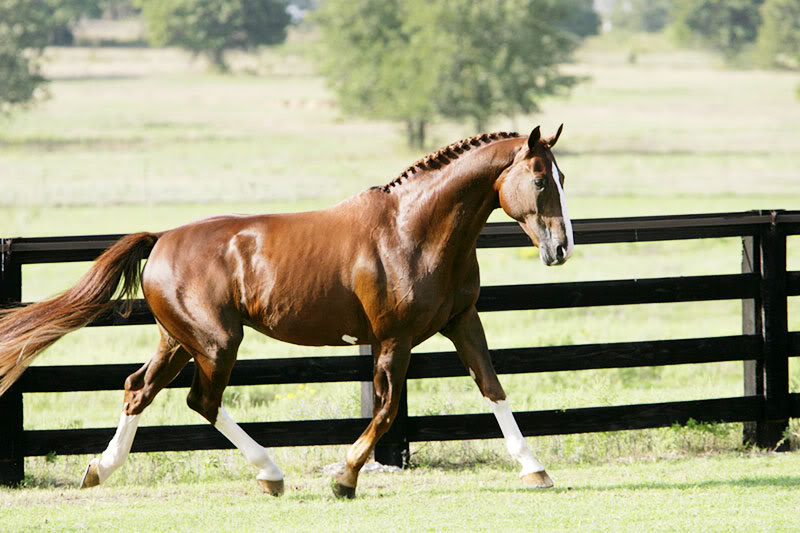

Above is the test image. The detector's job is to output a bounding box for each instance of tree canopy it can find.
[314,0,584,148]
[671,0,765,58]
[610,0,672,33]
[0,0,54,112]
[756,0,800,68]
[560,0,602,38]
[136,0,291,70]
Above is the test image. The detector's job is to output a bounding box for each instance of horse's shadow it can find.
[483,475,800,494]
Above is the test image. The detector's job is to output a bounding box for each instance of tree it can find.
[561,0,601,38]
[611,0,672,33]
[432,1,580,134]
[0,0,56,112]
[314,0,581,148]
[756,0,800,68]
[48,0,105,45]
[136,0,291,71]
[671,0,765,58]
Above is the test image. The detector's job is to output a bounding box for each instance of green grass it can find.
[3,454,800,532]
[1,36,800,511]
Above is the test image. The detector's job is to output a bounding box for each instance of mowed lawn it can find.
[1,454,799,532]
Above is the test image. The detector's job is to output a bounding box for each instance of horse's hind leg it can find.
[184,345,285,496]
[442,307,553,489]
[81,329,191,488]
[332,339,411,499]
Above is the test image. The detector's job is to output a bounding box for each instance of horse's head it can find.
[495,125,573,266]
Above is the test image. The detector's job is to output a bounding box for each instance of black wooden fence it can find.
[2,210,799,486]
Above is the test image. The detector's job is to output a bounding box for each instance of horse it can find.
[0,125,573,498]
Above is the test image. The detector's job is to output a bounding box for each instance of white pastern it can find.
[551,162,574,259]
[96,411,140,483]
[342,334,358,345]
[486,398,545,476]
[214,406,283,481]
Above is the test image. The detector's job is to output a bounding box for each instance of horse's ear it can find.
[549,123,564,148]
[527,126,541,152]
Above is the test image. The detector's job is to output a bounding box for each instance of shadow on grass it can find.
[0,137,146,151]
[462,475,800,496]
[49,74,144,82]
[556,148,784,157]
[0,132,240,152]
[558,475,800,492]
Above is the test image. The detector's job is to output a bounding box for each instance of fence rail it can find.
[2,210,799,486]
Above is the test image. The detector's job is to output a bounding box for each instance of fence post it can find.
[360,344,409,468]
[742,234,763,446]
[0,238,24,486]
[758,213,790,450]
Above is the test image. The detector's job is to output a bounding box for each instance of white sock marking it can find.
[486,398,545,475]
[96,411,140,483]
[552,162,574,260]
[214,406,283,481]
[342,334,358,345]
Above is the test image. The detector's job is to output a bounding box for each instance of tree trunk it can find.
[209,48,229,73]
[474,116,486,134]
[406,120,417,148]
[406,119,427,149]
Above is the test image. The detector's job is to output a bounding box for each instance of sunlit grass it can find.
[4,454,800,532]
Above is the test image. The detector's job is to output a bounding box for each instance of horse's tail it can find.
[0,232,159,397]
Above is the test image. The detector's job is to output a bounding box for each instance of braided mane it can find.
[375,131,521,193]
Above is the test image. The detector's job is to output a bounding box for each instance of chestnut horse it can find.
[0,126,573,498]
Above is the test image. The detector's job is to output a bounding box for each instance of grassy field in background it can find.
[1,34,799,512]
[3,454,800,532]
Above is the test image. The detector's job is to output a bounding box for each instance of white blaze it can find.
[342,335,358,345]
[551,161,574,260]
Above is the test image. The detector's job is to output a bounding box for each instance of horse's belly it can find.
[246,293,369,347]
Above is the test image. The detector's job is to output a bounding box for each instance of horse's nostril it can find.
[556,245,566,261]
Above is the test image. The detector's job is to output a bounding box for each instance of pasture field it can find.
[2,454,799,532]
[1,33,800,516]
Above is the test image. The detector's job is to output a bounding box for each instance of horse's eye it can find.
[534,178,546,190]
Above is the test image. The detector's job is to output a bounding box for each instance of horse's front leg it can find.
[441,306,553,489]
[332,338,411,499]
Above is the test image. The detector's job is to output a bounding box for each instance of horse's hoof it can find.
[80,460,100,489]
[258,478,285,497]
[521,470,554,489]
[331,478,356,499]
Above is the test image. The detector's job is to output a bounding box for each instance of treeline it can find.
[0,0,292,112]
[1,1,798,143]
[610,0,799,68]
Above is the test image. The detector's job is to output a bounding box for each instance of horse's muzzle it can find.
[539,241,569,266]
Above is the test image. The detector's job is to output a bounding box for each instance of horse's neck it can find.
[393,141,518,257]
